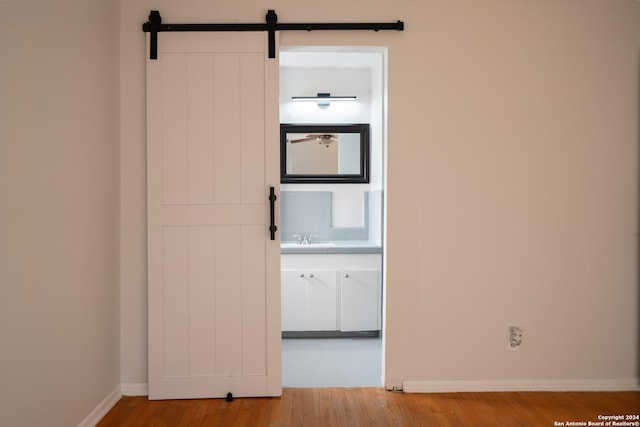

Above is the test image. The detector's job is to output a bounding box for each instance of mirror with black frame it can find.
[280,124,370,183]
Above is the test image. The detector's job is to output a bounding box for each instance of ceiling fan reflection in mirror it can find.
[288,134,338,147]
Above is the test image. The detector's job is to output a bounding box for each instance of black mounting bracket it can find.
[142,10,404,60]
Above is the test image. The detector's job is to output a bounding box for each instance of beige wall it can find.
[120,0,640,388]
[3,1,634,424]
[0,0,121,426]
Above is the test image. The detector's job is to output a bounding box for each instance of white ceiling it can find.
[279,50,382,69]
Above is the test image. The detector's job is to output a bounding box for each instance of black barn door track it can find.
[143,10,404,60]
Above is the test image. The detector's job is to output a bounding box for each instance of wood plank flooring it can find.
[97,388,639,426]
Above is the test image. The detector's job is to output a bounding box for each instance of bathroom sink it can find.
[281,241,335,248]
[280,240,382,254]
[307,241,334,247]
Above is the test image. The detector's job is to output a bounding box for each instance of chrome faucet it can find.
[292,234,318,245]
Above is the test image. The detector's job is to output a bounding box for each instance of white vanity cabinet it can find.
[281,270,337,331]
[281,254,381,333]
[339,270,381,331]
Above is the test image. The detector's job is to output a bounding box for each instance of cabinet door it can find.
[282,270,337,331]
[340,270,380,331]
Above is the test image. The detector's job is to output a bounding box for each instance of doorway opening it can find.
[279,47,387,387]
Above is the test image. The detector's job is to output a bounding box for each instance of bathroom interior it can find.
[279,47,386,387]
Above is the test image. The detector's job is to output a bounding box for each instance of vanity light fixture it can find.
[291,92,357,107]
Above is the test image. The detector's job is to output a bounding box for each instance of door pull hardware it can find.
[269,187,277,240]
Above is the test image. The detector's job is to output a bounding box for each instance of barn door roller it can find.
[142,10,404,60]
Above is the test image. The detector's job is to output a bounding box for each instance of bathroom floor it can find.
[281,337,383,388]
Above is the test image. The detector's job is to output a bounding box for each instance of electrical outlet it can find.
[508,326,523,351]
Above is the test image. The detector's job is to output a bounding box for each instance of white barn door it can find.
[146,32,281,399]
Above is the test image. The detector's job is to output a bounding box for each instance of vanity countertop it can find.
[281,241,382,254]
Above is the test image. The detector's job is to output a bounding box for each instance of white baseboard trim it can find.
[402,378,640,393]
[121,382,149,396]
[77,386,122,427]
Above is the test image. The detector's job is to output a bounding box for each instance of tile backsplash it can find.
[281,191,381,242]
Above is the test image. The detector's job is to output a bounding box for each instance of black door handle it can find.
[269,187,277,240]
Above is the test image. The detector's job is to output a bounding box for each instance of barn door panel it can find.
[147,32,280,400]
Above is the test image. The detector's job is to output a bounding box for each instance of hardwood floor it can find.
[97,388,639,426]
